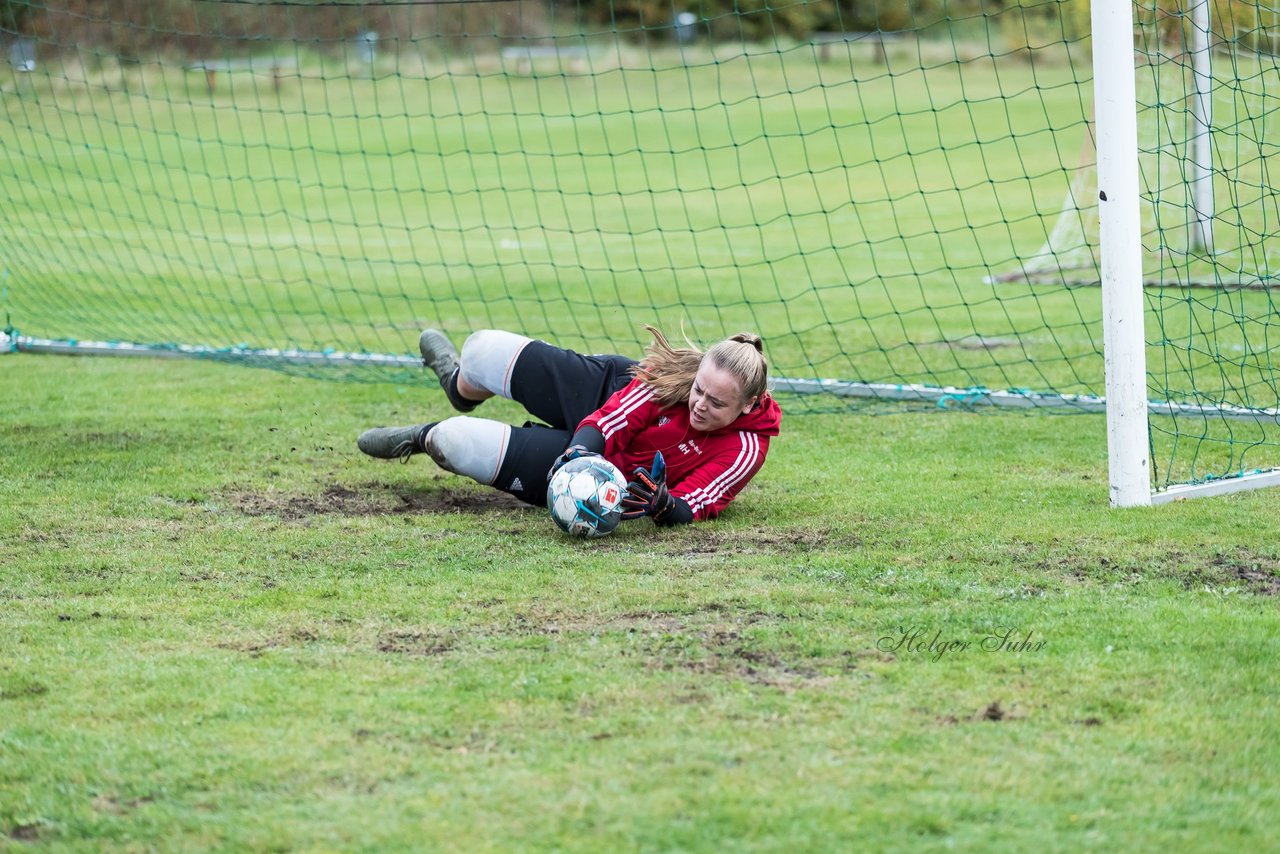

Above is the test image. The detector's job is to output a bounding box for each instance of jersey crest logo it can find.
[658,416,671,426]
[510,477,524,492]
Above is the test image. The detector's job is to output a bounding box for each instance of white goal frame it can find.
[1093,0,1280,506]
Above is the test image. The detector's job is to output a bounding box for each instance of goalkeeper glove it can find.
[547,426,606,482]
[546,444,599,482]
[621,451,679,523]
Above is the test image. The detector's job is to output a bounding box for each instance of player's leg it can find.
[358,416,565,507]
[357,422,434,461]
[421,327,636,428]
[419,328,486,413]
[420,327,534,412]
[482,422,574,506]
[421,416,512,486]
[455,329,535,403]
[359,417,508,480]
[504,341,637,430]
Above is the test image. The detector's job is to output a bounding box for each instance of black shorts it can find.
[493,341,637,506]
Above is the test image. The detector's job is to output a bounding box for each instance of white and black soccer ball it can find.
[547,456,628,538]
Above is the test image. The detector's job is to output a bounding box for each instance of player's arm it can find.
[668,433,769,522]
[576,378,657,457]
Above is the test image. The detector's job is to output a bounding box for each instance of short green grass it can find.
[3,353,1278,850]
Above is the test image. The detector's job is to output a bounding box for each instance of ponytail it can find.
[632,325,769,408]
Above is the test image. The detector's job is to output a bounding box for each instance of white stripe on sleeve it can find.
[599,386,654,440]
[684,432,760,513]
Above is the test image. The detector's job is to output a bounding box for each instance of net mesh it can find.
[1,0,1277,492]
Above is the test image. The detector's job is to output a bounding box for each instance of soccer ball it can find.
[547,456,628,538]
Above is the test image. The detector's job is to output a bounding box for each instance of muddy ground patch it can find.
[221,482,528,520]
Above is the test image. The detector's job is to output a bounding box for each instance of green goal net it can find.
[1,0,1277,496]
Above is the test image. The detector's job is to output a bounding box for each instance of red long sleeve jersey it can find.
[578,378,783,521]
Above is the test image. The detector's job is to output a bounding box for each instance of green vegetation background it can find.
[2,0,1274,55]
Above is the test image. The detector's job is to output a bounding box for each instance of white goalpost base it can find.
[1152,468,1280,504]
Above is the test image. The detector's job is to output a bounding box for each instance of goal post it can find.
[1189,0,1214,254]
[1093,0,1153,507]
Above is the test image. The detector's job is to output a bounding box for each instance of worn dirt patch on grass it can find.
[223,482,529,519]
[979,700,1007,721]
[1025,541,1280,596]
[210,606,873,689]
[0,674,49,701]
[592,525,862,558]
[486,603,839,687]
[7,823,44,841]
[215,622,463,657]
[215,626,326,656]
[501,601,782,637]
[377,629,457,656]
[91,794,155,815]
[496,604,871,689]
[219,486,859,555]
[1187,548,1280,596]
[639,625,858,689]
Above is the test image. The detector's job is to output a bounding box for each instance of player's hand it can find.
[546,444,599,482]
[621,451,676,521]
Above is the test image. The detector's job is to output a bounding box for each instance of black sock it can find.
[442,368,479,413]
[416,422,438,452]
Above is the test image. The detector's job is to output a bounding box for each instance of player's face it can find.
[688,361,758,432]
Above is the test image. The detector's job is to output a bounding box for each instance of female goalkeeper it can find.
[356,326,782,525]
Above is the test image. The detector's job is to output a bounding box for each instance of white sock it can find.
[459,329,533,399]
[424,417,510,486]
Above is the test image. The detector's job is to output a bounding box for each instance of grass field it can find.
[2,30,1279,848]
[2,353,1279,850]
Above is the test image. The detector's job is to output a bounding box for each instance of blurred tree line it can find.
[1,0,1276,56]
[0,0,550,56]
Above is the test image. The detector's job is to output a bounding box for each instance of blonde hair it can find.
[632,325,769,409]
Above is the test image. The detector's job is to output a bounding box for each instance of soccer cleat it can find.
[419,328,479,413]
[419,328,459,383]
[357,424,429,461]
